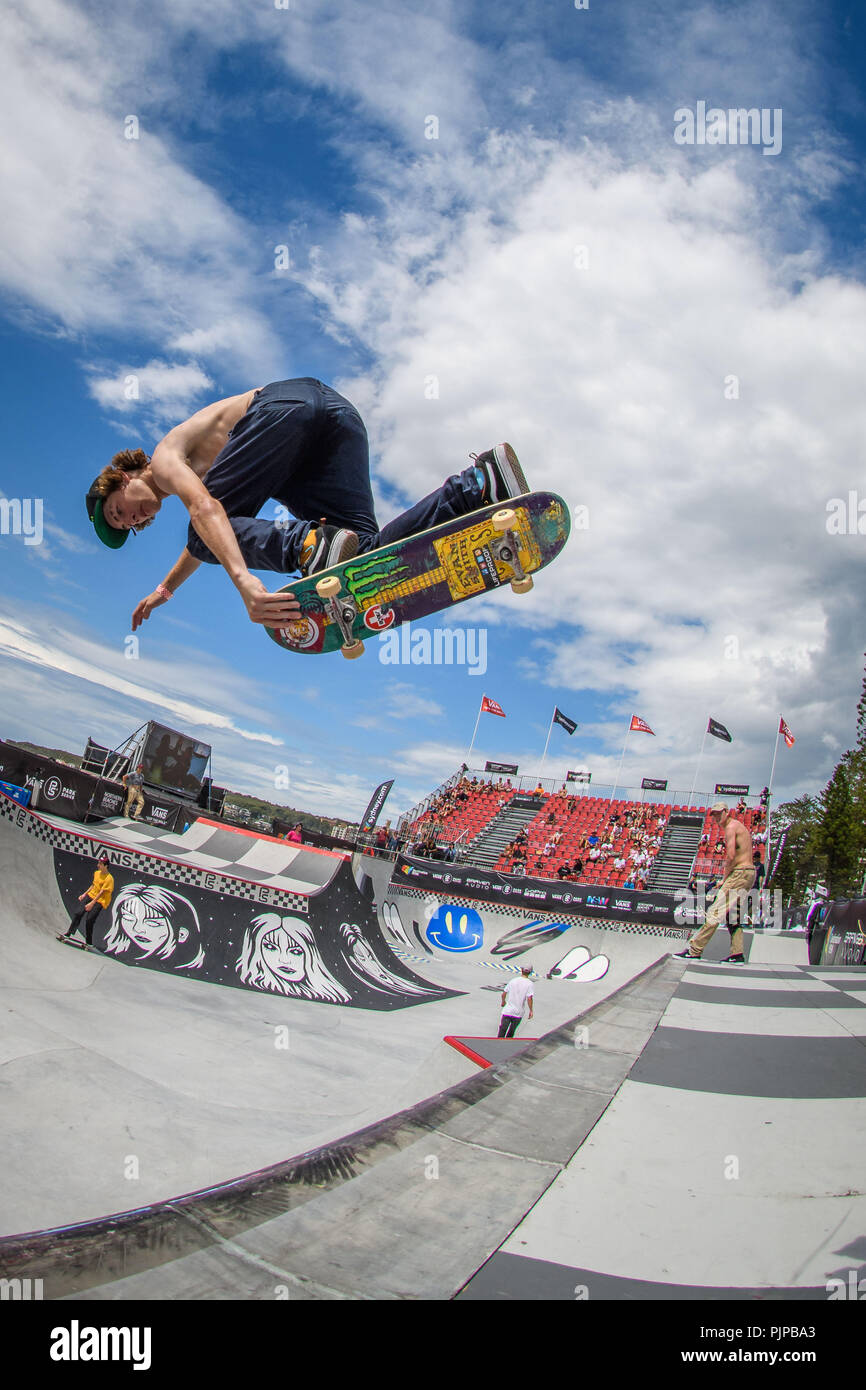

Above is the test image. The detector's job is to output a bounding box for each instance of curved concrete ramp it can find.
[0,797,668,1240]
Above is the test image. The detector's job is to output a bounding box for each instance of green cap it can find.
[85,482,129,549]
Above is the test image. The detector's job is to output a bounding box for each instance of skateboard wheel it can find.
[493,509,516,532]
[341,640,365,660]
[511,576,534,594]
[316,576,341,598]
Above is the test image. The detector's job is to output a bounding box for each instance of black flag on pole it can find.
[707,717,732,743]
[553,707,578,735]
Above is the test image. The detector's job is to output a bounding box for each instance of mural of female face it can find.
[261,923,308,984]
[104,883,204,969]
[119,896,173,955]
[237,914,350,1003]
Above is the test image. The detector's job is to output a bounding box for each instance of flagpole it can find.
[467,696,485,764]
[688,725,708,809]
[764,720,783,878]
[540,708,556,772]
[609,718,631,804]
[767,722,782,797]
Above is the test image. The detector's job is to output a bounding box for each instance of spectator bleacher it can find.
[405,775,515,851]
[403,775,767,889]
[493,794,675,887]
[692,802,767,878]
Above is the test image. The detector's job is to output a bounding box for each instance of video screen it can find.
[140,723,211,797]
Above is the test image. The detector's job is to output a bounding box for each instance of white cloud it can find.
[87,361,215,422]
[0,612,283,746]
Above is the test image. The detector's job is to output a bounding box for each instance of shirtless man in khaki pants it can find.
[677,803,755,963]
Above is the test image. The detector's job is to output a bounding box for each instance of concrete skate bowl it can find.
[0,797,685,1297]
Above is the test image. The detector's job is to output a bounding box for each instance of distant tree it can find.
[770,794,823,900]
[817,750,866,897]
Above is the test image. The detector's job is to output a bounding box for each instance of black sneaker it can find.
[674,949,699,959]
[299,525,359,577]
[721,953,745,964]
[471,443,529,503]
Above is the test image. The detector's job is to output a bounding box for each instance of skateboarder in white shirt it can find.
[498,965,535,1039]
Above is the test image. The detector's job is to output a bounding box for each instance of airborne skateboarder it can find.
[85,378,528,629]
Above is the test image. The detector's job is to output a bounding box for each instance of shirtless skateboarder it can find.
[84,378,528,630]
[677,803,755,963]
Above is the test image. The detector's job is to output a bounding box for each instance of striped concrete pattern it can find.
[460,960,866,1299]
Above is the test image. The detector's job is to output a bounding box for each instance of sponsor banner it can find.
[779,716,796,748]
[815,898,866,968]
[708,717,732,743]
[0,745,185,828]
[393,855,677,924]
[485,761,518,775]
[630,715,654,735]
[715,783,749,797]
[0,779,31,807]
[566,771,591,783]
[641,778,668,790]
[480,696,506,717]
[359,779,395,835]
[553,707,578,735]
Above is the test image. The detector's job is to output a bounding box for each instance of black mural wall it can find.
[54,850,459,1011]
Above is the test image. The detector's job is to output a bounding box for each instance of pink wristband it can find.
[155,585,172,600]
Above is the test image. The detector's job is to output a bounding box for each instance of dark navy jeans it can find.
[185,378,486,572]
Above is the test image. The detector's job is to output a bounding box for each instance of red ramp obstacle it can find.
[444,1035,540,1070]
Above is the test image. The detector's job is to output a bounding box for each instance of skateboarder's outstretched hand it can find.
[237,575,302,626]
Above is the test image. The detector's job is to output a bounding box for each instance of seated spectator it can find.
[571,858,584,876]
[624,877,635,889]
[588,833,599,847]
[556,862,572,879]
[614,856,626,872]
[589,847,601,861]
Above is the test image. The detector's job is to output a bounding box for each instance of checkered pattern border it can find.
[386,882,690,941]
[0,797,309,913]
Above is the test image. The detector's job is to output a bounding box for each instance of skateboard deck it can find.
[57,934,88,950]
[266,491,570,658]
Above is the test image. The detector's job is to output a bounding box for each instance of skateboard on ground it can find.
[266,491,571,658]
[56,934,89,950]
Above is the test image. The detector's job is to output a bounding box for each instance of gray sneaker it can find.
[471,443,529,503]
[299,525,359,577]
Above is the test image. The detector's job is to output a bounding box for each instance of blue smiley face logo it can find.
[425,904,484,953]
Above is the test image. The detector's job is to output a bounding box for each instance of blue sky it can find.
[0,0,864,822]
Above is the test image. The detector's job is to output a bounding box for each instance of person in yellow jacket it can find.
[57,854,114,951]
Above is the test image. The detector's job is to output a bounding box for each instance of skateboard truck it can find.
[315,576,365,659]
[492,510,533,593]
